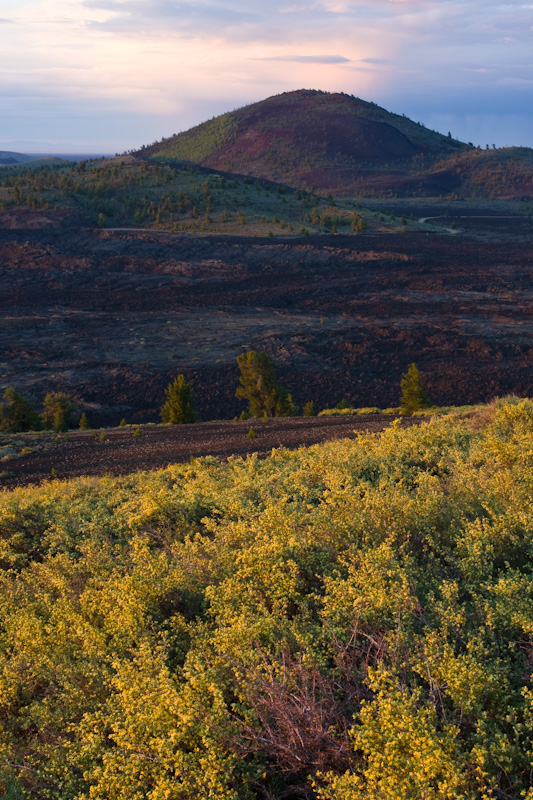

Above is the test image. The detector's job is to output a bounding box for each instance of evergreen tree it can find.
[79,412,90,430]
[0,387,40,432]
[274,388,298,417]
[236,350,297,418]
[41,392,77,432]
[160,375,198,424]
[400,363,431,414]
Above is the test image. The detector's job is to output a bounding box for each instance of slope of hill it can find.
[0,154,408,236]
[139,89,533,199]
[138,89,470,194]
[428,146,533,199]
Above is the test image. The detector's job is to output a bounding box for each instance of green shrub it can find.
[303,401,315,417]
[318,407,357,417]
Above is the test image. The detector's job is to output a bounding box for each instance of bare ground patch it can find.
[0,415,421,491]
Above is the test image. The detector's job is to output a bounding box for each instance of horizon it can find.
[1,1,533,153]
[3,88,532,158]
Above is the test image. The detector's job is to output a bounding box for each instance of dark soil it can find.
[1,203,532,427]
[0,415,421,490]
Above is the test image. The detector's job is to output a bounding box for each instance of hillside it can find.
[427,146,533,199]
[0,154,403,235]
[2,399,533,799]
[139,89,533,198]
[139,89,470,194]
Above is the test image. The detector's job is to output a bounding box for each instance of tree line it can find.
[0,389,79,433]
[161,354,430,424]
[0,355,430,433]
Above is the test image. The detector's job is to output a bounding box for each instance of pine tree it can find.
[0,387,40,432]
[236,351,296,418]
[41,393,77,432]
[160,375,198,424]
[400,363,431,414]
[79,412,90,430]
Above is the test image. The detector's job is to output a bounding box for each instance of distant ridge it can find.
[0,151,73,170]
[138,89,471,195]
[0,151,37,165]
[0,151,108,168]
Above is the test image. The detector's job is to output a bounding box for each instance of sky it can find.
[1,0,532,153]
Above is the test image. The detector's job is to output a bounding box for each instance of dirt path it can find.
[0,415,421,491]
[418,214,527,234]
[418,216,459,234]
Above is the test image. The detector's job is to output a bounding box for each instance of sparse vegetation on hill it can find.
[1,398,533,798]
[0,157,397,235]
[139,89,469,195]
[137,89,533,199]
[428,146,533,198]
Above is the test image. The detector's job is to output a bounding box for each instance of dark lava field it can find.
[1,204,532,425]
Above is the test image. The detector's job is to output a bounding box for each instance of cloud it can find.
[251,54,351,63]
[83,0,261,34]
[0,18,16,23]
[2,0,533,150]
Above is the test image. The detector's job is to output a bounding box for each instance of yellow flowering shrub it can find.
[1,400,533,798]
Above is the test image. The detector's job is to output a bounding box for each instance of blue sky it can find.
[1,0,532,153]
